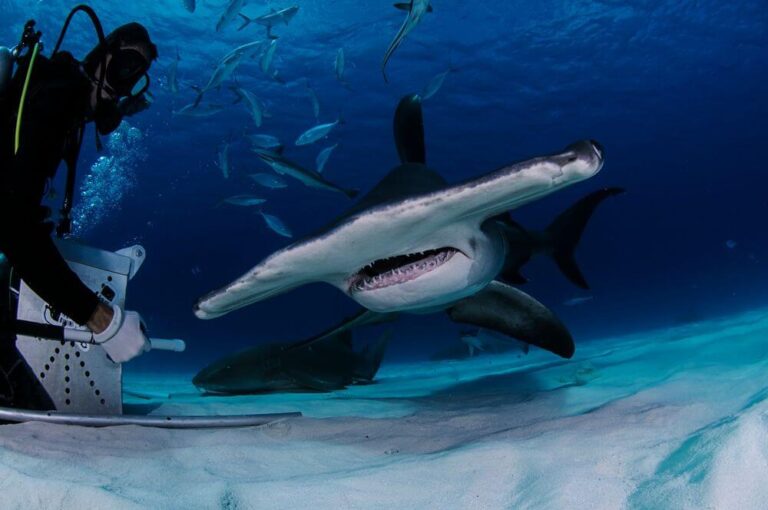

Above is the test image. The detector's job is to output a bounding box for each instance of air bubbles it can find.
[71,122,146,236]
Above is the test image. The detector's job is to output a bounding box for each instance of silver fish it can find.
[222,40,265,61]
[259,211,292,238]
[382,0,433,82]
[422,66,453,100]
[315,143,338,174]
[249,173,288,189]
[224,195,267,207]
[247,134,283,153]
[173,103,224,117]
[232,87,265,127]
[335,48,345,83]
[254,148,357,198]
[195,41,263,106]
[295,119,340,146]
[260,39,278,75]
[168,49,181,94]
[216,0,247,32]
[216,141,231,179]
[305,79,320,121]
[237,5,299,39]
[563,296,594,307]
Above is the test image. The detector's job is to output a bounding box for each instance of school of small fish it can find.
[171,0,439,238]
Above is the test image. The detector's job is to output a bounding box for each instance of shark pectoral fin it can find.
[282,345,355,391]
[493,213,534,285]
[499,263,529,285]
[546,187,625,289]
[354,329,391,382]
[283,367,347,392]
[394,94,426,165]
[447,281,575,359]
[285,309,398,352]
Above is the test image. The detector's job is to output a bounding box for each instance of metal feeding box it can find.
[5,241,299,428]
[14,241,145,415]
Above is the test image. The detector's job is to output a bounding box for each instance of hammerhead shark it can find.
[195,95,621,358]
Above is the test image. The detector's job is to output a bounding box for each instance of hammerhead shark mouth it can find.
[348,247,459,293]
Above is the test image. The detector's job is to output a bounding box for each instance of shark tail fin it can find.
[545,187,625,289]
[354,330,391,382]
[237,13,252,31]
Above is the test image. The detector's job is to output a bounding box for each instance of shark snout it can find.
[565,140,604,163]
[557,139,605,180]
[589,139,604,161]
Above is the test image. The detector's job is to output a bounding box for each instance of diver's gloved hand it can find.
[93,306,151,363]
[118,94,151,117]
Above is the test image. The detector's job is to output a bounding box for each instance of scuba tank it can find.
[0,46,13,97]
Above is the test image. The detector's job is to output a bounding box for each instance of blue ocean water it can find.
[1,0,766,372]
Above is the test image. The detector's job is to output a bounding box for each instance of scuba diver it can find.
[0,6,158,409]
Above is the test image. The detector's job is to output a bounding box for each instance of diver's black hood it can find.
[82,22,157,135]
[82,22,157,78]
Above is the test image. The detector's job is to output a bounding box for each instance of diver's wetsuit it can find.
[0,51,102,408]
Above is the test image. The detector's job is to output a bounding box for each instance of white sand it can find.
[2,308,768,509]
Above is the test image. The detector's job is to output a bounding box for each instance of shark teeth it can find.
[349,248,458,293]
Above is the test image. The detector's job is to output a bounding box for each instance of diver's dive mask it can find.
[91,47,152,135]
[104,47,151,97]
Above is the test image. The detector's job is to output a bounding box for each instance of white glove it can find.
[93,307,151,363]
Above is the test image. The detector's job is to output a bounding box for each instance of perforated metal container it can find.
[15,241,145,415]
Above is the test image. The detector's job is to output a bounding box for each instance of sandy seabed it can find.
[2,309,768,509]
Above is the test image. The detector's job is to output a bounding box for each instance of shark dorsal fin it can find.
[343,163,446,218]
[394,94,426,165]
[337,92,443,218]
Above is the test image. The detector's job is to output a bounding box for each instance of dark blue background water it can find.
[2,0,766,372]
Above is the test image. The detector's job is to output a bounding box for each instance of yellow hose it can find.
[14,42,40,155]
